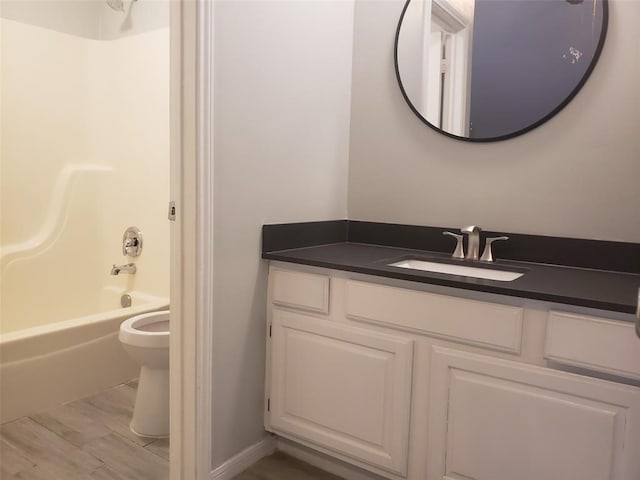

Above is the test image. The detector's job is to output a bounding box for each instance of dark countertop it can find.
[263,242,640,316]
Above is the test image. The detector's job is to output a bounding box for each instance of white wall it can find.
[348,0,640,243]
[212,0,354,468]
[1,0,167,40]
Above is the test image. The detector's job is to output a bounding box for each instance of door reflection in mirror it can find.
[395,0,607,142]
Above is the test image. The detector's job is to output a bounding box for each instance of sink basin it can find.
[388,258,524,282]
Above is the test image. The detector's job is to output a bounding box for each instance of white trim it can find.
[196,0,215,477]
[431,0,467,32]
[210,437,278,480]
[168,0,185,477]
[171,1,214,478]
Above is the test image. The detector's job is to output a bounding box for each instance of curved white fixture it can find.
[0,164,113,273]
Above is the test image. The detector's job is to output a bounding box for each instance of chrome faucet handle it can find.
[480,236,509,262]
[443,231,465,259]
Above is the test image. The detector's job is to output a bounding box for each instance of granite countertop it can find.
[263,242,640,316]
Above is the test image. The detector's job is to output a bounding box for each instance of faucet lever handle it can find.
[480,236,509,262]
[443,231,465,259]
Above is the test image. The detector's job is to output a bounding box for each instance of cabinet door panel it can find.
[269,309,414,476]
[428,347,640,480]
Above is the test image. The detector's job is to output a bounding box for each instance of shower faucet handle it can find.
[443,231,465,259]
[122,226,143,257]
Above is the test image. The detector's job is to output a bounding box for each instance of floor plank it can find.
[0,417,104,478]
[30,402,112,448]
[0,382,168,480]
[232,452,345,480]
[79,465,130,480]
[0,437,36,477]
[82,432,169,480]
[145,437,170,461]
[66,386,154,447]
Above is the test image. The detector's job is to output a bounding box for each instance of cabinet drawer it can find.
[345,280,523,353]
[271,269,330,314]
[544,311,640,380]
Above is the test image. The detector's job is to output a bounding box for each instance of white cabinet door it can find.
[268,309,414,476]
[427,346,640,480]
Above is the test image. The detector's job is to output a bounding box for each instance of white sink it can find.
[388,259,524,282]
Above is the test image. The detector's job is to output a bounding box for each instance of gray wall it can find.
[348,0,640,242]
[212,0,353,468]
[211,0,639,469]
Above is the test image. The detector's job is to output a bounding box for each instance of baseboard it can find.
[209,435,277,480]
[277,437,387,480]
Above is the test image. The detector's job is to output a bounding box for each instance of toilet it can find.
[119,310,170,437]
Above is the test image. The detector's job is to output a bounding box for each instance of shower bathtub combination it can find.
[0,6,170,424]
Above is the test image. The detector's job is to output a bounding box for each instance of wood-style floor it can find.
[1,382,341,480]
[0,380,169,480]
[232,452,344,480]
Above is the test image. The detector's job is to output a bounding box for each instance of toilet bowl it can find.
[119,310,170,437]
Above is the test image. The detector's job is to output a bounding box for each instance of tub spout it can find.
[111,263,136,275]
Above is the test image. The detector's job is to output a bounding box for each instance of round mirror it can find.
[394,0,608,142]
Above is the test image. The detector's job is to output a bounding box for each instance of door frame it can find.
[170,1,214,479]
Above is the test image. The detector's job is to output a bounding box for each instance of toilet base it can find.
[131,366,170,437]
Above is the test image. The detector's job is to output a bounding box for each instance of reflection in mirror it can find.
[395,0,608,142]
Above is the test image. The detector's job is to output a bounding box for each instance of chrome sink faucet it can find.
[111,263,137,275]
[461,225,481,260]
[444,226,509,262]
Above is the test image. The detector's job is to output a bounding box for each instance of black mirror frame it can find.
[393,0,609,142]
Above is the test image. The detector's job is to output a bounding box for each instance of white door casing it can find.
[170,0,214,478]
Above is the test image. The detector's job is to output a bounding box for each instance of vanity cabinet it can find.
[427,347,640,480]
[264,265,640,480]
[268,309,413,475]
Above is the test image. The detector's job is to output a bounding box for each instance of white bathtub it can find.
[0,288,169,423]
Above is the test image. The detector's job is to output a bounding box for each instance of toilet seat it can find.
[119,310,169,348]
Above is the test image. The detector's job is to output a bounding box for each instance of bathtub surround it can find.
[0,0,168,40]
[0,8,170,335]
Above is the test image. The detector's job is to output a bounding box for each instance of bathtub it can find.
[0,287,169,423]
